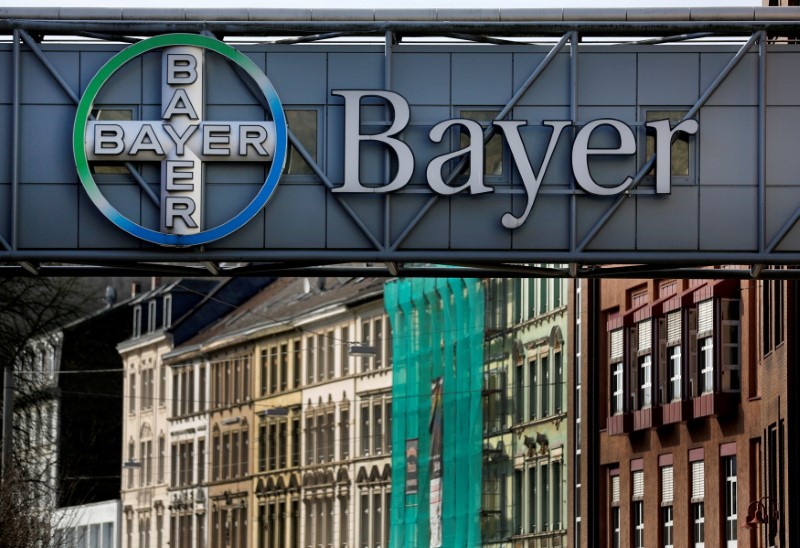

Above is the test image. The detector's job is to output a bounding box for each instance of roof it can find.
[164,276,384,361]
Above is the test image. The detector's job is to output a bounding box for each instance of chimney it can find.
[131,282,141,298]
[151,276,161,290]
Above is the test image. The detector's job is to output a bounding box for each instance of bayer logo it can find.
[74,34,288,247]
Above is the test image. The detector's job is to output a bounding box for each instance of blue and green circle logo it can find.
[74,34,287,247]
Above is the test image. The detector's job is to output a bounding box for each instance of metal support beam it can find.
[758,31,767,253]
[11,30,20,251]
[17,30,160,207]
[577,31,761,252]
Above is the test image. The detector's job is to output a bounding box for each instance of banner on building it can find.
[429,377,444,548]
[405,439,419,495]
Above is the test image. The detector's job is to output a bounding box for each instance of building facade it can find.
[483,274,568,548]
[572,277,797,548]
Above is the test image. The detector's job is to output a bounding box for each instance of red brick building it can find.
[570,277,797,547]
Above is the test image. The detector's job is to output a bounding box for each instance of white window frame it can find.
[612,362,624,415]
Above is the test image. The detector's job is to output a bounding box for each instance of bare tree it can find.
[1,277,102,547]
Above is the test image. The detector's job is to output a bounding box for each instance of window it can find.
[340,409,350,460]
[374,319,383,369]
[541,356,550,417]
[762,280,784,355]
[720,299,740,392]
[610,472,620,548]
[258,424,267,472]
[198,438,206,483]
[270,347,278,394]
[529,359,538,419]
[724,455,737,546]
[148,300,157,332]
[632,470,644,548]
[305,417,314,466]
[306,336,315,385]
[637,320,652,408]
[133,306,142,338]
[293,339,301,389]
[341,326,351,376]
[554,352,563,413]
[697,300,714,394]
[661,465,674,548]
[360,494,369,548]
[646,110,691,177]
[280,344,288,391]
[361,320,371,373]
[610,329,624,414]
[691,459,705,548]
[158,436,165,483]
[291,416,300,468]
[317,334,326,382]
[260,350,268,396]
[285,109,318,175]
[633,501,644,548]
[127,442,135,488]
[612,363,624,415]
[460,110,503,177]
[340,496,349,548]
[361,406,370,456]
[129,373,136,414]
[667,310,682,401]
[374,403,383,455]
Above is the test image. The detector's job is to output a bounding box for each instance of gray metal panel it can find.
[513,52,570,107]
[391,194,449,249]
[78,184,143,249]
[452,53,512,105]
[393,53,451,106]
[577,194,636,250]
[268,52,328,105]
[206,52,266,105]
[766,107,800,186]
[205,183,266,249]
[0,106,10,184]
[766,52,800,106]
[700,52,758,106]
[638,53,699,106]
[325,193,381,249]
[20,50,79,105]
[699,186,757,251]
[509,194,570,250]
[19,105,77,185]
[80,52,141,103]
[0,52,11,103]
[328,52,384,98]
[450,194,512,250]
[767,186,800,252]
[263,184,326,249]
[0,184,9,245]
[636,186,699,250]
[698,106,757,185]
[18,184,79,248]
[577,53,636,106]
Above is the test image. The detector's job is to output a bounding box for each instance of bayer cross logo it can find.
[74,34,288,247]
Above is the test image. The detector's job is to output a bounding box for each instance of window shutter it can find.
[667,311,681,343]
[638,320,652,352]
[697,300,713,335]
[688,308,698,397]
[691,461,704,501]
[611,475,620,505]
[610,329,623,361]
[632,470,644,500]
[661,466,674,505]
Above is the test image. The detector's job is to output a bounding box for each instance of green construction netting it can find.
[386,278,484,548]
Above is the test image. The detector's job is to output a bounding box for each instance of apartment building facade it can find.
[572,277,797,548]
[159,276,391,548]
[483,274,568,548]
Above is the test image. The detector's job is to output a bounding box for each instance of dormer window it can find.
[147,300,157,332]
[163,295,172,329]
[133,306,142,338]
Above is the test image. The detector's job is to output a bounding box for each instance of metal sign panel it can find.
[1,20,800,274]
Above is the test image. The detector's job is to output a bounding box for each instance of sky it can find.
[3,0,763,9]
